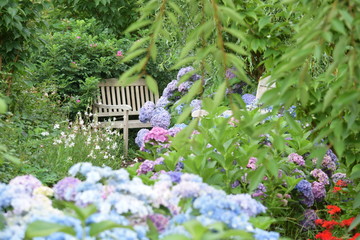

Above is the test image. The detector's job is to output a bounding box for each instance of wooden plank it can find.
[149,87,155,103]
[121,86,126,109]
[144,86,150,104]
[135,85,141,111]
[111,86,117,113]
[130,85,136,112]
[100,86,107,113]
[115,86,122,114]
[126,86,131,113]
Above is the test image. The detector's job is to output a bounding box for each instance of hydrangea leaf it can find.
[25,221,76,238]
[89,221,133,237]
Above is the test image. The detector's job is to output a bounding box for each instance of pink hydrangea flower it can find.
[247,157,258,170]
[288,153,305,166]
[116,51,123,57]
[76,36,81,39]
[144,127,169,143]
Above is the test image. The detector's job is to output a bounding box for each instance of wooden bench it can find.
[93,78,159,157]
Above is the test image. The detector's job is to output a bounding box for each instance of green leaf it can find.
[259,16,271,31]
[183,220,207,240]
[7,7,18,18]
[0,0,9,8]
[213,81,227,107]
[25,221,76,238]
[122,48,147,63]
[89,221,133,237]
[168,1,183,16]
[331,18,347,35]
[249,216,276,230]
[65,203,97,222]
[354,192,360,208]
[0,99,7,114]
[185,80,202,102]
[348,214,360,231]
[248,166,266,192]
[125,20,153,33]
[219,6,246,26]
[0,213,5,230]
[145,75,159,97]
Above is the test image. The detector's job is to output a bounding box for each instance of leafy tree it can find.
[0,0,48,96]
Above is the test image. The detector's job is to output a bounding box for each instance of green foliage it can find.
[52,0,139,36]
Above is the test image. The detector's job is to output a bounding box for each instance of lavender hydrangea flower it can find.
[162,80,179,98]
[135,129,150,148]
[53,177,81,201]
[156,96,171,108]
[139,101,155,123]
[296,180,314,207]
[247,157,258,170]
[177,66,196,81]
[175,102,185,114]
[190,99,202,112]
[242,94,256,105]
[225,67,236,79]
[168,126,182,137]
[9,175,42,195]
[312,181,326,201]
[310,169,329,185]
[167,171,183,183]
[321,155,336,171]
[331,173,347,184]
[288,153,305,166]
[150,108,171,129]
[137,160,156,175]
[300,209,318,230]
[148,214,169,232]
[292,169,306,179]
[252,184,267,198]
[326,149,338,163]
[178,81,193,93]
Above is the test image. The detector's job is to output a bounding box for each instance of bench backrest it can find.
[256,75,275,100]
[95,78,159,117]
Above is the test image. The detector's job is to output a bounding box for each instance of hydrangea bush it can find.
[0,163,280,240]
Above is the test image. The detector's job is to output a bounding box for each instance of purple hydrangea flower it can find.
[247,157,257,170]
[53,177,81,201]
[312,181,326,201]
[178,81,193,93]
[168,127,182,137]
[190,99,202,112]
[292,169,306,179]
[225,68,236,79]
[148,214,169,232]
[252,183,267,198]
[296,180,314,207]
[150,108,171,129]
[326,149,338,163]
[9,175,42,195]
[175,161,184,172]
[231,180,240,188]
[310,169,329,185]
[139,101,155,123]
[135,129,150,148]
[331,173,347,184]
[242,94,256,105]
[177,66,195,81]
[162,80,178,98]
[288,153,305,166]
[144,127,170,143]
[137,160,156,175]
[321,155,336,172]
[156,96,171,108]
[167,172,183,183]
[300,209,318,230]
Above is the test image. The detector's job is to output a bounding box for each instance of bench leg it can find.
[123,111,129,158]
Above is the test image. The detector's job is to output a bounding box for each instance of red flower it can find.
[316,219,325,225]
[335,180,347,187]
[340,217,354,227]
[332,186,342,193]
[326,205,341,215]
[321,220,339,229]
[315,230,342,240]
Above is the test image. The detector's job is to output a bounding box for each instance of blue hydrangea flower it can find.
[162,80,178,98]
[135,128,150,148]
[156,96,171,108]
[190,99,202,112]
[296,180,314,207]
[242,94,256,105]
[253,228,280,240]
[139,101,155,123]
[150,108,171,129]
[177,66,195,81]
